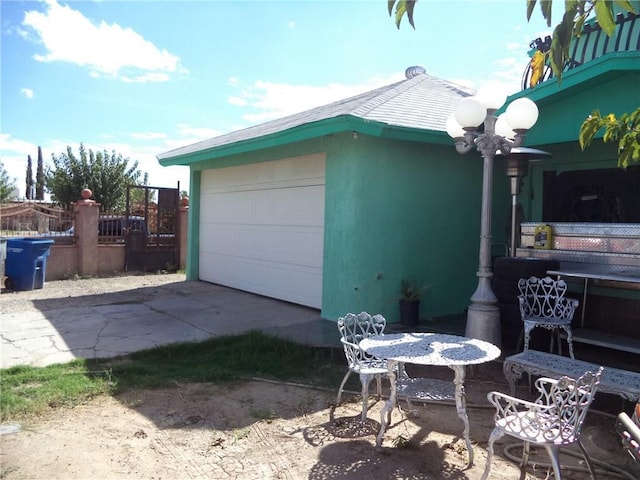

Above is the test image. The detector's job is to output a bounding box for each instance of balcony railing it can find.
[522,11,640,90]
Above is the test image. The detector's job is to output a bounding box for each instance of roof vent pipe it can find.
[405,66,426,78]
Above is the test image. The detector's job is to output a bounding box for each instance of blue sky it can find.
[1,0,558,198]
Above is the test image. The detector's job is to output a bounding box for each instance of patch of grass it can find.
[1,331,345,421]
[248,406,276,421]
[92,330,342,391]
[0,361,114,420]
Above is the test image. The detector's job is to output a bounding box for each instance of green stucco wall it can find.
[322,135,482,321]
[185,169,201,281]
[321,132,511,323]
[525,71,640,147]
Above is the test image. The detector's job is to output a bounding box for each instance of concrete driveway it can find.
[1,273,339,369]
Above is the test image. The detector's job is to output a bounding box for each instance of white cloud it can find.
[20,88,34,98]
[481,32,541,96]
[228,74,403,124]
[0,134,41,198]
[22,0,184,82]
[121,73,171,83]
[0,133,33,153]
[492,56,526,93]
[227,96,248,107]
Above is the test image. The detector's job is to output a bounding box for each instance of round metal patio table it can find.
[359,332,501,467]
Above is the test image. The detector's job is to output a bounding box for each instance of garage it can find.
[199,153,326,308]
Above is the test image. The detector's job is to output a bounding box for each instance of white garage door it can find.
[199,154,325,308]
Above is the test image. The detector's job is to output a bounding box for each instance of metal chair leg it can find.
[336,370,351,405]
[544,444,563,480]
[481,427,504,480]
[577,439,598,480]
[564,326,575,359]
[360,373,373,422]
[520,441,530,480]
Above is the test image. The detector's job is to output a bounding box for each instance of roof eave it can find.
[157,115,449,166]
[507,51,640,106]
[377,123,452,145]
[157,116,352,166]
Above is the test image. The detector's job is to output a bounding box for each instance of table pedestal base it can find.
[376,361,473,468]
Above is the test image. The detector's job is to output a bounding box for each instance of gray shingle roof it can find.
[158,72,474,160]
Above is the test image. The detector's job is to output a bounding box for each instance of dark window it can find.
[543,166,640,223]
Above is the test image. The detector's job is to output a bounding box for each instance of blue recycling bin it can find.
[5,238,54,291]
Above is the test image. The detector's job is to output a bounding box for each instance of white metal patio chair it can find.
[336,312,388,421]
[482,367,603,480]
[518,276,579,359]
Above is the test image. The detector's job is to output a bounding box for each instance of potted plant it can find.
[398,279,430,327]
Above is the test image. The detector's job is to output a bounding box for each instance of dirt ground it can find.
[2,378,638,480]
[2,274,639,479]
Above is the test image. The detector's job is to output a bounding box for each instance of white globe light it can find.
[454,97,486,128]
[505,97,539,130]
[495,113,516,139]
[446,113,465,138]
[475,82,507,110]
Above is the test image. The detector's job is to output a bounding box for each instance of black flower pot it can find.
[399,299,420,327]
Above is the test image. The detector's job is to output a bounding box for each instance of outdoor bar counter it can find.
[515,222,640,354]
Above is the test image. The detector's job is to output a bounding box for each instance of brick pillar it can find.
[73,188,100,277]
[178,197,189,270]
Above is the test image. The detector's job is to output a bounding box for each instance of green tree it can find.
[388,0,639,168]
[46,143,144,212]
[0,160,17,202]
[26,154,34,200]
[128,172,157,206]
[580,109,640,168]
[36,146,45,200]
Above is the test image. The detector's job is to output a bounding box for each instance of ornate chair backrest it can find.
[533,367,603,443]
[517,276,578,324]
[337,312,386,369]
